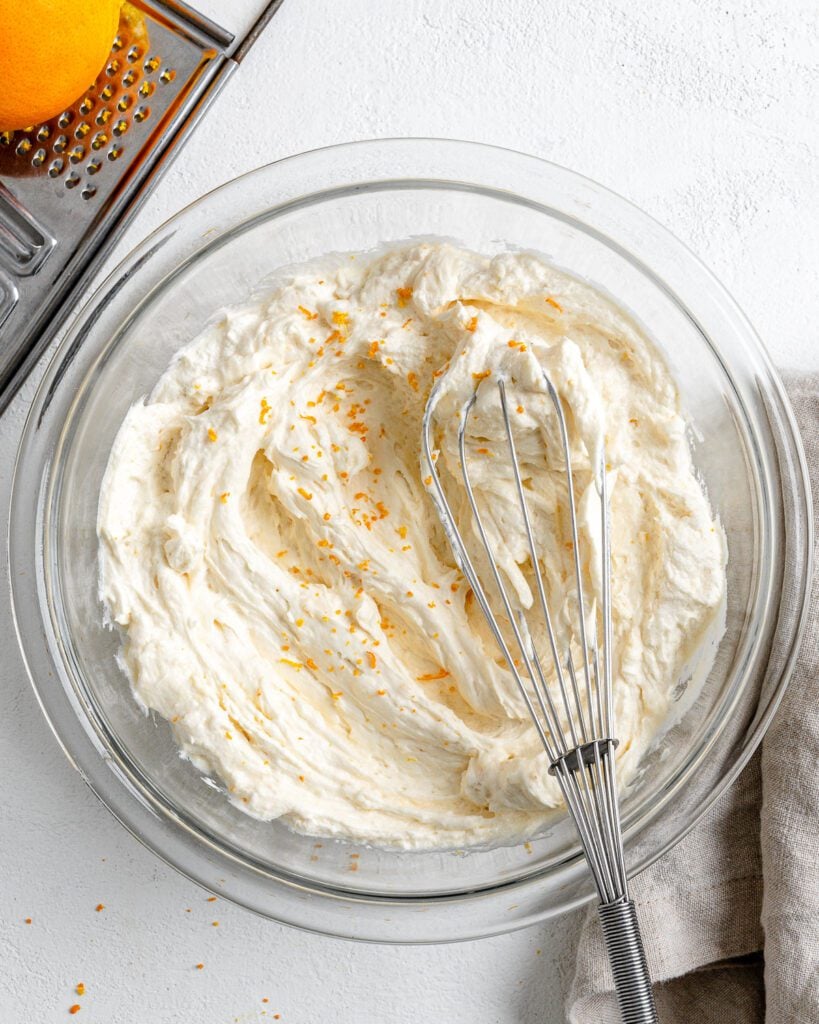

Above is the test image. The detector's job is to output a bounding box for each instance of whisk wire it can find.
[458,404,562,761]
[541,375,598,740]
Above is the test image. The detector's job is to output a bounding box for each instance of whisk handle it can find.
[598,899,658,1024]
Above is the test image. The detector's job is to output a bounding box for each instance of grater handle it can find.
[597,899,659,1024]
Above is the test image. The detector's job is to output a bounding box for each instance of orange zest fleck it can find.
[297,487,313,501]
[465,316,478,332]
[69,1006,81,1015]
[407,371,419,392]
[417,668,450,681]
[298,305,318,320]
[545,296,563,312]
[259,397,271,424]
[196,963,204,970]
[332,310,349,326]
[366,651,377,670]
[95,904,104,912]
[219,491,230,503]
[279,658,303,669]
[396,286,413,308]
[207,428,218,442]
[472,370,491,381]
[75,983,85,996]
[330,690,343,700]
[305,657,318,671]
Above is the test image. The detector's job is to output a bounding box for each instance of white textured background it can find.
[2,1,817,1021]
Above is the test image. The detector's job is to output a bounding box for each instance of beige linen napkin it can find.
[567,372,819,1024]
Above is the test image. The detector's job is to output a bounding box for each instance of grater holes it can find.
[1,20,181,184]
[81,185,97,200]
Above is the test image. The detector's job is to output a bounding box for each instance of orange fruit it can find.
[0,0,122,131]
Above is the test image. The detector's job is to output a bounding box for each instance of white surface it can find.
[1,1,816,1022]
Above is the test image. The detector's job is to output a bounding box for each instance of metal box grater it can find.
[0,0,282,412]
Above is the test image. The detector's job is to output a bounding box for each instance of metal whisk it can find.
[422,371,658,1024]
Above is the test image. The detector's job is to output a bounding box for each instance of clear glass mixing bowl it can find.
[9,139,812,941]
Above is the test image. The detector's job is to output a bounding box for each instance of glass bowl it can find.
[9,139,812,942]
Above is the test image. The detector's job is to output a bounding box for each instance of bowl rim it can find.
[8,136,814,942]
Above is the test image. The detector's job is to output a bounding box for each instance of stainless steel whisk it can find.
[422,371,658,1024]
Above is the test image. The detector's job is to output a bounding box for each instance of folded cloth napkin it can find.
[567,372,819,1024]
